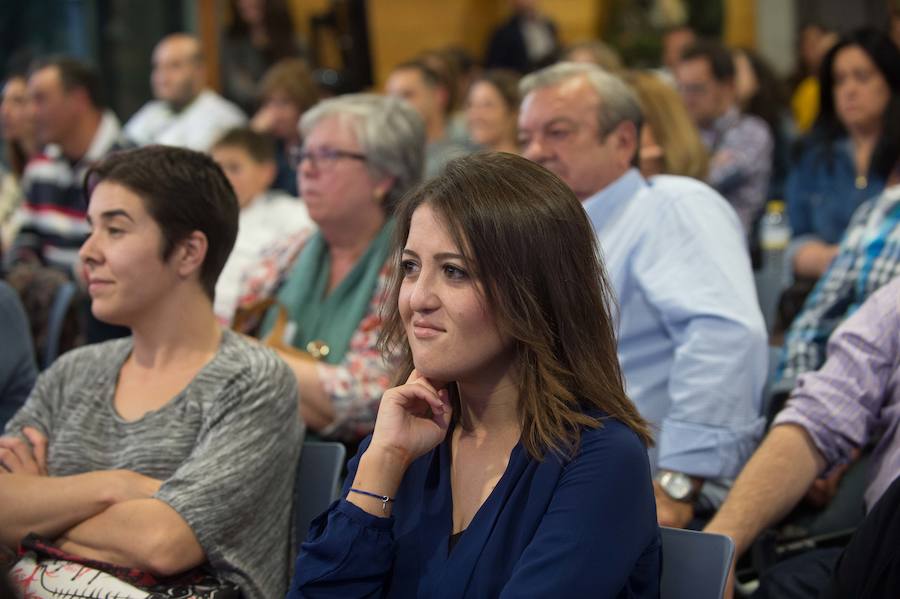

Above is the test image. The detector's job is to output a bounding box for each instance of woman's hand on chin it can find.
[368,369,453,469]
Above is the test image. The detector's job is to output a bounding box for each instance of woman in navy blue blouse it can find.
[289,152,660,598]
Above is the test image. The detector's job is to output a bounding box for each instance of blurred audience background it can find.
[3,1,900,597]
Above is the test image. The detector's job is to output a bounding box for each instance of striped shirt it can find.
[4,330,303,599]
[775,276,900,511]
[9,111,132,274]
[700,107,773,236]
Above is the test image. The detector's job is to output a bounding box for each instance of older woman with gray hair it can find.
[236,94,425,442]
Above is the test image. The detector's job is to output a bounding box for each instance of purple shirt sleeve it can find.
[773,277,900,476]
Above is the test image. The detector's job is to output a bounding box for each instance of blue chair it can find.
[660,526,735,599]
[294,441,346,546]
[43,281,78,369]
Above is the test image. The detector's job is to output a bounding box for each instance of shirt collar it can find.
[878,181,900,206]
[713,106,740,132]
[39,110,122,168]
[582,167,647,222]
[700,106,739,147]
[164,89,208,116]
[83,110,123,164]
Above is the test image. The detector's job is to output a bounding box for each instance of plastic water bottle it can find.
[757,200,791,329]
[760,200,791,252]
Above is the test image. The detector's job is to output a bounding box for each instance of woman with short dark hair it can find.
[3,146,302,599]
[290,152,660,598]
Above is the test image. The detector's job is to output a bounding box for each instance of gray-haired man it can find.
[518,62,768,528]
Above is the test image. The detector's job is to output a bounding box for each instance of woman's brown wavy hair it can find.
[378,151,653,460]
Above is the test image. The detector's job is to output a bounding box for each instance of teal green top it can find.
[260,221,394,365]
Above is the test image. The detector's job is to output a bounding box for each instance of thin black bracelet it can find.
[348,488,395,513]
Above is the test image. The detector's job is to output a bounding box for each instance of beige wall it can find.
[287,0,331,40]
[283,0,757,88]
[724,0,756,48]
[369,0,501,89]
[287,0,604,89]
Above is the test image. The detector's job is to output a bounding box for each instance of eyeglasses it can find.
[290,146,368,170]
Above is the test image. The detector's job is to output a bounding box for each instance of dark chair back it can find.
[294,441,346,546]
[660,526,735,599]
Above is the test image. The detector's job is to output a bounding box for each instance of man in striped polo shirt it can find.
[8,56,131,276]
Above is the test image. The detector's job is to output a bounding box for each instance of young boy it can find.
[1,145,303,599]
[210,128,313,325]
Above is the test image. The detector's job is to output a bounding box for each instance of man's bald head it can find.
[151,33,205,109]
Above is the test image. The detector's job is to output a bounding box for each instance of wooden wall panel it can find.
[285,0,339,68]
[368,0,605,88]
[541,0,603,47]
[242,1,760,91]
[724,0,756,48]
[287,0,332,39]
[199,0,221,90]
[368,0,501,89]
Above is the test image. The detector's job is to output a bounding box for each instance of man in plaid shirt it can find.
[776,164,900,393]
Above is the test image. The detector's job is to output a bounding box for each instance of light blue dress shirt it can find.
[584,168,767,481]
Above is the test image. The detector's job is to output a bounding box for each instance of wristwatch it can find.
[656,470,695,502]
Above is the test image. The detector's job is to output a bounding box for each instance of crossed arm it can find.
[0,428,205,577]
